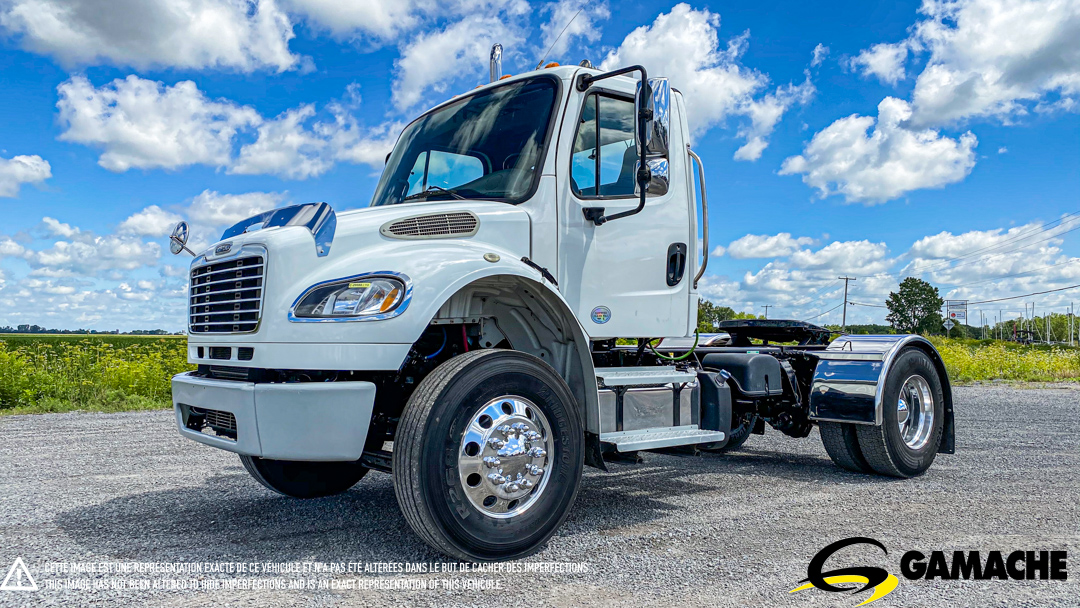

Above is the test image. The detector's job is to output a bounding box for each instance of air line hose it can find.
[646,329,700,361]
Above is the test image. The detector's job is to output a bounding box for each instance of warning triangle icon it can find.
[0,557,38,591]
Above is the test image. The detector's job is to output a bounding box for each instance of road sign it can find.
[943,319,955,331]
[946,300,968,324]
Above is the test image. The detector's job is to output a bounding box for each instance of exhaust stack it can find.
[489,44,502,82]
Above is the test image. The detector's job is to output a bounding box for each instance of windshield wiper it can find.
[402,185,465,202]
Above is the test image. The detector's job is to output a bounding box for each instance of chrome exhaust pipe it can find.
[489,43,502,82]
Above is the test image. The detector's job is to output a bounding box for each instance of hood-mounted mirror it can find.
[169,221,194,257]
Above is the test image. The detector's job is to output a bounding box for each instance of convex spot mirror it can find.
[635,77,670,196]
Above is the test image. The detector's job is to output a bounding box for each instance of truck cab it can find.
[171,53,954,562]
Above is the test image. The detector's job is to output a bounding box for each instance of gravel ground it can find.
[0,385,1077,607]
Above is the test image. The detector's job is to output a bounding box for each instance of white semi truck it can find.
[170,47,955,562]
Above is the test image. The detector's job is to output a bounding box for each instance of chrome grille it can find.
[189,253,264,333]
[382,212,478,239]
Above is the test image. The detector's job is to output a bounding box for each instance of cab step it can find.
[595,366,698,387]
[600,425,725,452]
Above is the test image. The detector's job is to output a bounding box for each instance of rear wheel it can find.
[240,456,367,498]
[393,349,583,562]
[855,349,945,478]
[819,422,873,473]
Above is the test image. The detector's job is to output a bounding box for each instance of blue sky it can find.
[0,0,1077,331]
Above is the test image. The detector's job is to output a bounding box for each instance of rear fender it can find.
[809,335,954,454]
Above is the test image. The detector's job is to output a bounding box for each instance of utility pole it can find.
[761,305,771,319]
[838,276,856,332]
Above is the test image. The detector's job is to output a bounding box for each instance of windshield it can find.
[371,77,559,206]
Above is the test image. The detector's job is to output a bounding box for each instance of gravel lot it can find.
[1,385,1077,607]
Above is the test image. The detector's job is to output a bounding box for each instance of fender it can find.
[809,335,955,454]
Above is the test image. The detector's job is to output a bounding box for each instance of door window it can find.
[571,94,639,198]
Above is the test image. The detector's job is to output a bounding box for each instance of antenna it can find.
[535,7,584,70]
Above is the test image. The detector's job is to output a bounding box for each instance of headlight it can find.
[292,277,406,319]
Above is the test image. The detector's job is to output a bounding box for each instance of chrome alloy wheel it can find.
[896,374,935,450]
[458,396,554,519]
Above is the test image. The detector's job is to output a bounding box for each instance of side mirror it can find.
[637,77,670,157]
[635,77,670,196]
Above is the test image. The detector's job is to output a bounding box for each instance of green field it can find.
[0,335,193,415]
[0,334,1077,416]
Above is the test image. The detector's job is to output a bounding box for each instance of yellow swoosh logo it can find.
[790,574,899,606]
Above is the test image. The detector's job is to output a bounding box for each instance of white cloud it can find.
[56,75,393,179]
[284,0,427,40]
[726,233,815,259]
[24,228,161,276]
[57,75,260,172]
[186,189,285,226]
[538,0,609,60]
[41,217,79,238]
[780,97,977,203]
[392,14,523,111]
[848,41,909,85]
[811,43,829,67]
[117,205,184,237]
[997,146,1007,154]
[0,154,51,197]
[0,237,27,257]
[600,4,813,160]
[231,101,401,179]
[894,0,1080,127]
[789,240,892,273]
[0,0,300,72]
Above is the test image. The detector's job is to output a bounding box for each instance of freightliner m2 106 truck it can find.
[170,47,955,562]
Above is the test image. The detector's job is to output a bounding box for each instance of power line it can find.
[908,211,1080,275]
[942,258,1080,288]
[849,301,888,308]
[968,283,1080,305]
[805,301,844,321]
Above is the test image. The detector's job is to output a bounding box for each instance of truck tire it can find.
[855,349,945,478]
[699,414,757,452]
[393,349,583,562]
[240,455,367,498]
[819,422,873,473]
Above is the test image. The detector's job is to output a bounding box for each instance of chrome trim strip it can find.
[287,271,413,323]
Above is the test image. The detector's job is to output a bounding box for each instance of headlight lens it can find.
[293,277,405,318]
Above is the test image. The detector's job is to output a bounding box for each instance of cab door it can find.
[556,79,692,339]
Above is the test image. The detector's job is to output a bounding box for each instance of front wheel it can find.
[393,350,584,562]
[240,455,367,498]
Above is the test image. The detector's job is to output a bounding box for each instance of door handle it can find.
[667,243,687,286]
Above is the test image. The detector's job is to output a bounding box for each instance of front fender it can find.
[809,335,954,454]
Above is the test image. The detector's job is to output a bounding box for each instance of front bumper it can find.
[172,372,376,461]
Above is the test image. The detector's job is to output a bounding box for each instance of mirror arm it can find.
[577,65,650,226]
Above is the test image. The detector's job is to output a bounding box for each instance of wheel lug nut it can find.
[488,473,506,484]
[483,456,501,468]
[527,464,544,476]
[527,447,546,458]
[496,424,512,434]
[488,438,505,449]
[506,482,520,492]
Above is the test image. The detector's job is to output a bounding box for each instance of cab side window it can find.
[571,94,638,198]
